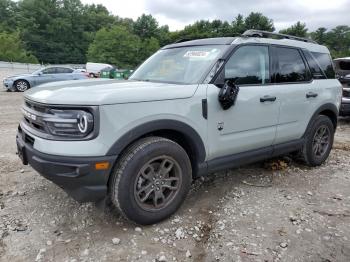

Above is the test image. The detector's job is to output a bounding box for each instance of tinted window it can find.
[42,68,57,74]
[56,67,73,73]
[311,52,335,79]
[275,47,309,83]
[303,51,326,79]
[339,61,350,71]
[225,45,270,85]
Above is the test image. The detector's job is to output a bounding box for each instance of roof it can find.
[163,36,329,54]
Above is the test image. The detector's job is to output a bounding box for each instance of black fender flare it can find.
[303,103,339,137]
[106,119,206,164]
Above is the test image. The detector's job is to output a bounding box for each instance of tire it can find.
[300,115,334,166]
[89,73,95,78]
[109,137,192,225]
[14,80,30,92]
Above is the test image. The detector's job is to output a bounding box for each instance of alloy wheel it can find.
[134,156,182,211]
[312,125,330,158]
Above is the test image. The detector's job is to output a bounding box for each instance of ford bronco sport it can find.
[16,30,342,225]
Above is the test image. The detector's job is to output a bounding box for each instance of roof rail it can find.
[242,29,317,44]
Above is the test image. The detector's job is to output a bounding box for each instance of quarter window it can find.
[225,45,270,85]
[303,51,326,79]
[311,52,336,79]
[275,47,309,83]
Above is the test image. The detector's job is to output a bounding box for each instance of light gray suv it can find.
[16,30,342,225]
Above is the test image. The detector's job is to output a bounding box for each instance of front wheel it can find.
[14,80,30,92]
[300,115,334,166]
[109,137,192,225]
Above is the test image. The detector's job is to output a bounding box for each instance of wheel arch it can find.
[106,120,207,177]
[304,103,338,137]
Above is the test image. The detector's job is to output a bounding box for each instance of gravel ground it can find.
[0,77,349,261]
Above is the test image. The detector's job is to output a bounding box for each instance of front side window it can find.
[42,68,57,74]
[275,47,309,83]
[225,45,270,85]
[130,45,228,84]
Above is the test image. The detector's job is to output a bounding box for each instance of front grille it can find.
[343,88,350,98]
[22,100,52,135]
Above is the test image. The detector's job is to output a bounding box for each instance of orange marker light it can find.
[95,162,110,170]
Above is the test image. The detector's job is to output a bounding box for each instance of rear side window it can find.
[311,52,335,79]
[275,47,309,83]
[225,45,270,85]
[56,67,73,73]
[303,51,326,79]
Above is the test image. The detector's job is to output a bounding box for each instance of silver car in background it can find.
[3,66,88,92]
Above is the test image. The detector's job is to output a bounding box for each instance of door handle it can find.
[260,95,276,102]
[306,92,318,98]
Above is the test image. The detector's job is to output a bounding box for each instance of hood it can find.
[24,79,199,105]
[6,73,33,79]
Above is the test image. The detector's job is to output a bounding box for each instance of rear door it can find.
[271,46,317,144]
[54,67,74,81]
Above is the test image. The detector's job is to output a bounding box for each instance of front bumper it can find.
[340,98,350,116]
[3,79,14,90]
[16,127,117,202]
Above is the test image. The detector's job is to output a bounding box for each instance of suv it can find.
[16,30,342,225]
[333,57,350,116]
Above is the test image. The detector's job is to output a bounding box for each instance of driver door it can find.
[34,67,56,85]
[207,45,280,160]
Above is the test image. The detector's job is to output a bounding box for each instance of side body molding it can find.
[106,119,207,165]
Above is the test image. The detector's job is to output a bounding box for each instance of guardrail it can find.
[0,61,85,72]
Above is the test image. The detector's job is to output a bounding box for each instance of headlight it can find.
[44,109,94,138]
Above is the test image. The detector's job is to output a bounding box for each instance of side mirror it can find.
[218,79,240,110]
[37,72,43,76]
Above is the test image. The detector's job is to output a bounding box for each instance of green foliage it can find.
[244,12,275,32]
[87,26,142,68]
[279,21,308,37]
[133,14,159,39]
[0,31,38,63]
[312,26,350,58]
[0,0,349,64]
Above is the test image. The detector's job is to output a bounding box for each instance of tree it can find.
[0,31,38,63]
[231,14,246,35]
[0,0,18,32]
[133,14,159,39]
[87,26,142,68]
[310,27,327,44]
[279,21,308,37]
[244,12,275,32]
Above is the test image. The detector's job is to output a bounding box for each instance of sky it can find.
[81,0,350,31]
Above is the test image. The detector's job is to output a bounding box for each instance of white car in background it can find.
[86,62,113,78]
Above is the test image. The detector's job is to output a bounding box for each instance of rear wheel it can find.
[109,137,192,225]
[14,80,30,92]
[300,115,334,166]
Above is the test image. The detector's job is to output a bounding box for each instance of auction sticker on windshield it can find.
[184,51,210,58]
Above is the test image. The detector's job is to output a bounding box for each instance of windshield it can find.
[130,45,228,84]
